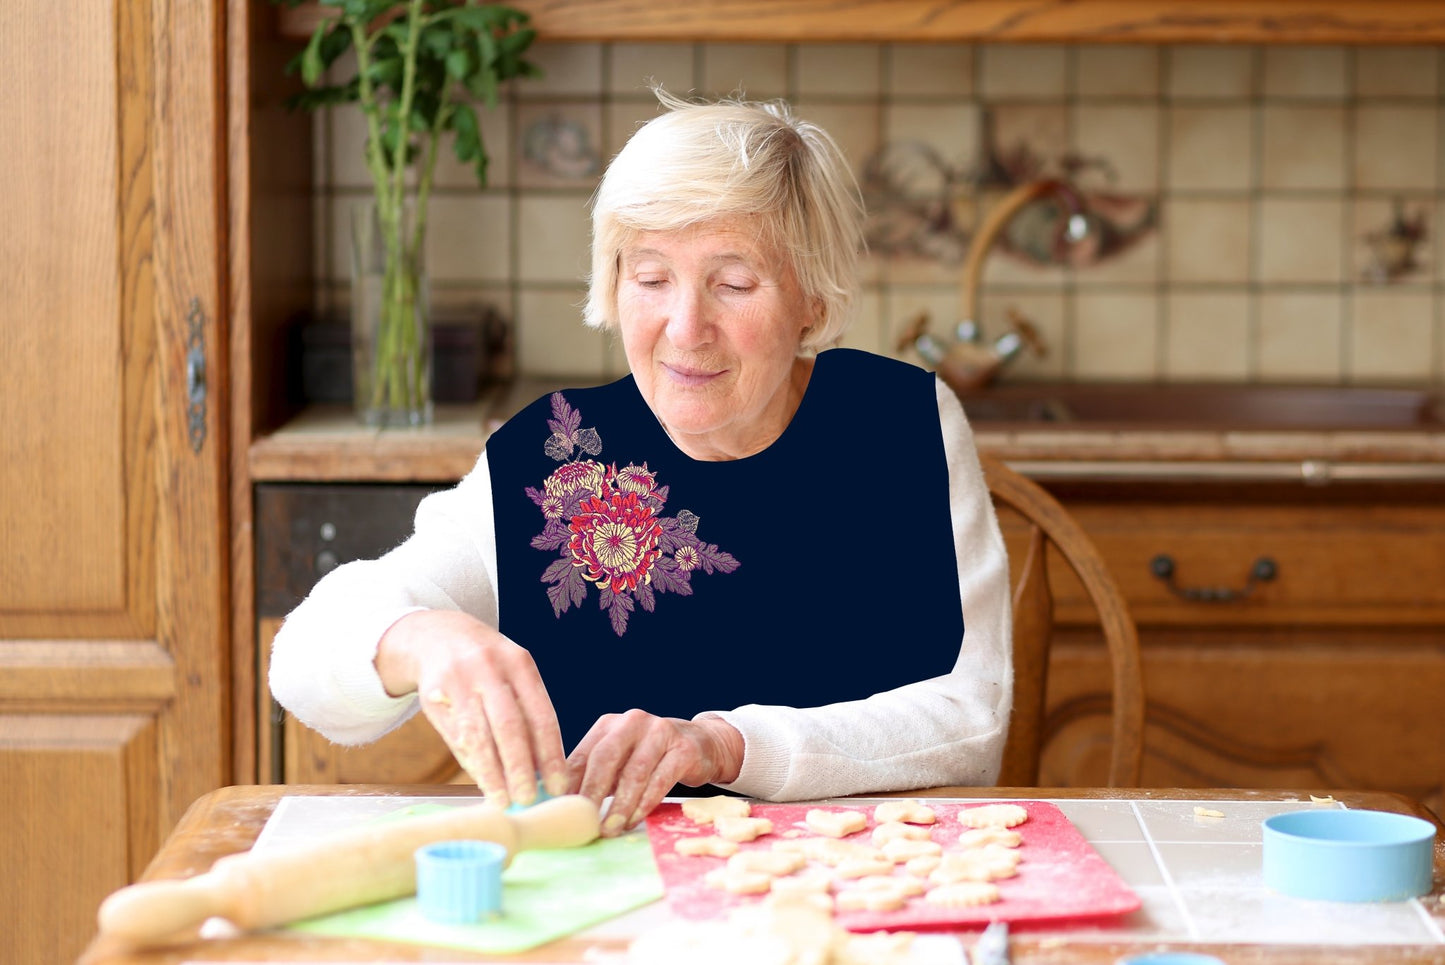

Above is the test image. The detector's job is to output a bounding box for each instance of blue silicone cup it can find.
[414,839,507,923]
[1262,809,1435,902]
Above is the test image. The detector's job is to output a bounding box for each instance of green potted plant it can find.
[277,0,540,425]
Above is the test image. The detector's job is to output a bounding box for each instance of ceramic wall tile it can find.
[976,290,1068,378]
[1353,196,1433,285]
[516,194,591,284]
[608,43,696,97]
[1076,45,1160,99]
[796,44,881,97]
[1071,232,1160,287]
[885,287,965,364]
[792,100,881,181]
[1353,47,1438,99]
[425,195,513,283]
[1166,46,1256,100]
[1262,46,1348,100]
[1353,105,1438,191]
[886,44,973,97]
[701,44,788,99]
[1165,292,1250,378]
[1164,198,1252,284]
[1073,104,1161,192]
[514,102,605,190]
[979,45,1068,100]
[835,287,884,355]
[1256,292,1343,381]
[1260,105,1346,190]
[1167,107,1255,191]
[515,287,607,377]
[1073,291,1161,379]
[520,44,604,97]
[1349,290,1436,381]
[604,99,666,157]
[1256,198,1346,284]
[432,103,512,190]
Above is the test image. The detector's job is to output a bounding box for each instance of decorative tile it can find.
[979,45,1068,99]
[1354,47,1438,99]
[1076,45,1160,98]
[701,44,787,99]
[1167,107,1254,191]
[519,43,604,97]
[1353,196,1432,284]
[1164,292,1250,379]
[515,287,608,378]
[1072,104,1161,192]
[1073,291,1161,379]
[1256,198,1345,284]
[975,289,1068,379]
[1072,231,1160,286]
[886,44,973,97]
[1262,46,1348,100]
[425,195,513,283]
[514,102,604,190]
[797,44,881,97]
[1348,290,1435,381]
[1167,46,1255,100]
[516,194,591,284]
[792,100,881,184]
[1353,105,1438,190]
[1165,197,1252,284]
[605,99,666,157]
[608,43,696,97]
[1256,292,1343,381]
[1260,105,1346,190]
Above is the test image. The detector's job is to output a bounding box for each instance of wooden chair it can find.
[978,451,1145,787]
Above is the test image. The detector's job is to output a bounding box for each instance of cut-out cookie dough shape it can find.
[674,835,739,858]
[956,803,1029,829]
[928,846,1021,884]
[924,881,1001,907]
[727,850,808,877]
[804,808,869,838]
[778,837,881,867]
[704,866,773,895]
[683,795,752,825]
[956,827,1022,849]
[715,816,773,842]
[834,855,897,880]
[871,821,932,846]
[880,837,943,863]
[873,800,937,825]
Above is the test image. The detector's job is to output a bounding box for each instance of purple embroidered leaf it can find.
[576,427,602,455]
[543,432,574,462]
[650,557,693,596]
[531,519,570,551]
[635,581,656,612]
[695,543,740,575]
[540,556,573,584]
[524,485,547,507]
[568,566,587,608]
[651,484,669,507]
[547,392,582,441]
[605,590,634,636]
[545,562,587,617]
[675,509,699,534]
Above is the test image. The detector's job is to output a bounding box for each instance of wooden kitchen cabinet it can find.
[0,3,310,962]
[992,480,1445,817]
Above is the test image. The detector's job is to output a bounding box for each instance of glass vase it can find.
[350,199,433,427]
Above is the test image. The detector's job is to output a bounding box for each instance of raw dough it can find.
[675,835,740,858]
[903,854,940,876]
[683,795,752,825]
[833,855,897,879]
[871,821,932,846]
[1193,806,1225,819]
[703,866,773,895]
[782,837,881,867]
[804,808,868,838]
[928,846,1020,884]
[835,887,907,912]
[715,816,774,842]
[956,803,1029,829]
[880,837,942,863]
[872,801,937,825]
[727,850,808,877]
[956,827,1021,849]
[851,875,924,898]
[924,881,1000,908]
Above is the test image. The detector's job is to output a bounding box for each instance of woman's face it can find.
[616,218,816,461]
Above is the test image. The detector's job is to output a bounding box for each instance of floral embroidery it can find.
[525,392,740,636]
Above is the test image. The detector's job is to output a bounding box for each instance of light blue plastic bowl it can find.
[414,839,506,923]
[1262,809,1435,902]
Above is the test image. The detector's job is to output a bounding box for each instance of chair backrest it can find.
[978,451,1145,787]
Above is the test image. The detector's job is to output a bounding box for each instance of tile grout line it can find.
[1129,800,1200,941]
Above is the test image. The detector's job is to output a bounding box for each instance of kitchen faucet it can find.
[897,178,1089,396]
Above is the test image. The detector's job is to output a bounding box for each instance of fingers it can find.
[569,712,712,836]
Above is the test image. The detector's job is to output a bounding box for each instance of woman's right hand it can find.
[374,609,568,809]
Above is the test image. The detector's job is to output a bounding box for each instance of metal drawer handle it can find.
[1149,554,1278,603]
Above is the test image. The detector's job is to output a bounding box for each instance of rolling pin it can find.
[96,793,600,948]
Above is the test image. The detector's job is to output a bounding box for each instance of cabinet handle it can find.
[184,297,208,453]
[1149,553,1278,603]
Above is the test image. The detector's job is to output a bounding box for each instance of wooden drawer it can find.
[998,500,1445,627]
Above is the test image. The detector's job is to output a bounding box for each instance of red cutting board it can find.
[645,800,1140,932]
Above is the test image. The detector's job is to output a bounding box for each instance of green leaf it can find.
[451,102,480,161]
[445,47,471,80]
[300,23,327,87]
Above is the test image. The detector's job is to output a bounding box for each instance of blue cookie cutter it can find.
[414,839,507,923]
[1262,808,1435,902]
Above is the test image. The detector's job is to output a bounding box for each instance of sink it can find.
[958,383,1445,430]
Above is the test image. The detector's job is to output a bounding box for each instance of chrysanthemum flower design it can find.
[525,392,739,636]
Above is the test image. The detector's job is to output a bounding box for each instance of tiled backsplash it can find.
[311,43,1444,385]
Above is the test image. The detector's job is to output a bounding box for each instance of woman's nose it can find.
[664,285,712,349]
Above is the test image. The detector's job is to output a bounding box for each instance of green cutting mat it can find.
[285,806,664,954]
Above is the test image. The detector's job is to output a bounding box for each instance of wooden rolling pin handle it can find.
[97,793,601,948]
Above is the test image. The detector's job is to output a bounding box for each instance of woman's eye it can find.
[721,282,753,294]
[636,277,667,289]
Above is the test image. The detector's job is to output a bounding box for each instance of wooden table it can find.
[80,785,1445,964]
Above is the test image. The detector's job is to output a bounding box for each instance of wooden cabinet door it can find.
[0,1,228,961]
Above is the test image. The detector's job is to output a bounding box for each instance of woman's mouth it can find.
[662,363,722,387]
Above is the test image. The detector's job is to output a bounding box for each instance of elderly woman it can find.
[269,91,1012,837]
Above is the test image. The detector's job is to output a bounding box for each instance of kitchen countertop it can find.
[248,378,1445,485]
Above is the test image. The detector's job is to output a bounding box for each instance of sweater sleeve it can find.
[267,452,502,745]
[699,379,1013,800]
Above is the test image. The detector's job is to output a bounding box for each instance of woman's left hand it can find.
[567,710,744,836]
